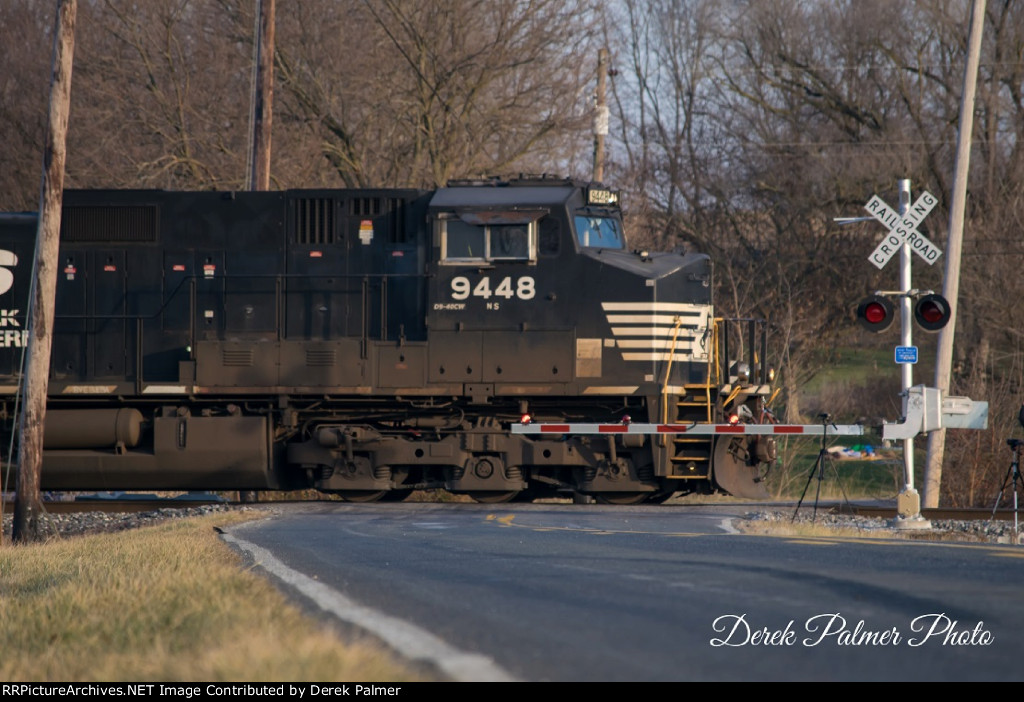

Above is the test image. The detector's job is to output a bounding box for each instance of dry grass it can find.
[733,514,1016,544]
[734,519,893,540]
[0,512,432,682]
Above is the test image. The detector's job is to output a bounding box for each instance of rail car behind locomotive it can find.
[0,176,776,503]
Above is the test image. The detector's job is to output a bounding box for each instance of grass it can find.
[763,436,905,501]
[802,346,897,391]
[800,344,935,400]
[0,512,434,682]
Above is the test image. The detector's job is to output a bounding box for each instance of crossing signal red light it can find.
[914,293,951,332]
[856,295,895,333]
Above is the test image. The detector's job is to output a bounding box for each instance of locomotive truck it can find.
[0,176,778,503]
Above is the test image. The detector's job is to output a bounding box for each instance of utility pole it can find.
[240,0,275,503]
[592,48,609,183]
[248,0,275,191]
[13,0,77,544]
[924,0,987,508]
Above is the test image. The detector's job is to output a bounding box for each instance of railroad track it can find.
[2,495,228,514]
[847,505,1023,523]
[2,496,1020,523]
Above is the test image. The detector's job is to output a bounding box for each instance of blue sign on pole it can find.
[895,346,918,364]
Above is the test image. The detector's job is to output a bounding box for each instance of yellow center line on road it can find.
[784,539,837,545]
[485,514,1024,557]
[485,513,709,538]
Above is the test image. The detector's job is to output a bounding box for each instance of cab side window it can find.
[490,224,530,260]
[439,213,539,264]
[444,219,485,261]
[538,217,560,256]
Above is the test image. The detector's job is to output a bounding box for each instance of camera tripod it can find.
[792,413,851,521]
[991,438,1024,535]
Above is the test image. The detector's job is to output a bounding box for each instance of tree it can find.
[273,0,601,187]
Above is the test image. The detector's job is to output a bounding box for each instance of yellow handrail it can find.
[659,316,684,426]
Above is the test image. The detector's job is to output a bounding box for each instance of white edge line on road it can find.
[220,530,520,683]
[718,518,740,535]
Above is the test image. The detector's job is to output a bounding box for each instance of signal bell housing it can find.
[856,294,895,333]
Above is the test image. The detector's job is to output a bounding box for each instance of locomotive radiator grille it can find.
[61,204,158,242]
[293,198,335,244]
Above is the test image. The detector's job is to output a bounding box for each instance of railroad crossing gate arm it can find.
[881,385,988,441]
[510,422,864,437]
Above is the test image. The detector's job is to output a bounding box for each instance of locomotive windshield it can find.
[574,214,624,249]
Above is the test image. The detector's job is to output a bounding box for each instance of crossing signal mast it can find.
[840,179,986,527]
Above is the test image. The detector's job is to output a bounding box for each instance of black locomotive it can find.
[0,176,775,503]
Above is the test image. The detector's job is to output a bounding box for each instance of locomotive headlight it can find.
[730,361,750,383]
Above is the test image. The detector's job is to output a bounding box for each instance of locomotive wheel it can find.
[595,491,649,505]
[511,488,538,503]
[335,490,388,503]
[469,490,521,504]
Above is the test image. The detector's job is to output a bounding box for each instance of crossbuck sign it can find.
[865,191,943,269]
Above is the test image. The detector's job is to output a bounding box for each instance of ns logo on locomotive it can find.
[0,176,776,503]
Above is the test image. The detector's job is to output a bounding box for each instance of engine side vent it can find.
[293,198,335,245]
[305,349,337,367]
[349,198,381,217]
[222,349,255,367]
[61,205,158,242]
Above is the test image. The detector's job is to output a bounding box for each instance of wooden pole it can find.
[13,0,77,544]
[240,0,275,503]
[249,0,275,191]
[593,48,609,183]
[923,0,987,508]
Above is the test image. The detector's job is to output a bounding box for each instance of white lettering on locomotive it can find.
[0,250,16,296]
[450,275,536,302]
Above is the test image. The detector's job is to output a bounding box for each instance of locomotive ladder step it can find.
[675,384,714,423]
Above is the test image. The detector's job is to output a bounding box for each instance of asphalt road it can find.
[226,502,1024,682]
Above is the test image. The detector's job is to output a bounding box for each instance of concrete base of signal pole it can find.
[892,488,932,530]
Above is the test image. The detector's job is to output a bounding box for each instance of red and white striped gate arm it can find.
[510,422,864,436]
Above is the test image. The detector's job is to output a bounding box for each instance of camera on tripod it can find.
[992,404,1024,534]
